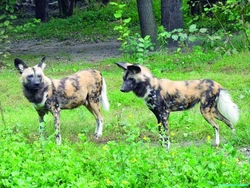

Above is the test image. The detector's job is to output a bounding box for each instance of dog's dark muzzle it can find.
[120,87,130,93]
[120,80,135,92]
[33,82,42,89]
[24,82,42,90]
[25,78,43,91]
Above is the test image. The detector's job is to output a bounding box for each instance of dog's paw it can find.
[95,134,102,139]
[56,135,62,145]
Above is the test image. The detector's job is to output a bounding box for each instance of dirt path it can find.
[8,39,122,62]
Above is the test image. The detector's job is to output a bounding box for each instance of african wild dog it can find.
[116,62,239,149]
[14,57,110,145]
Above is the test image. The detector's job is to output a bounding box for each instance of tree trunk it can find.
[58,0,74,17]
[136,0,157,46]
[101,0,110,5]
[35,0,49,23]
[161,0,183,31]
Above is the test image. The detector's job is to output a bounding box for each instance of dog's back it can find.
[157,79,223,111]
[51,70,103,109]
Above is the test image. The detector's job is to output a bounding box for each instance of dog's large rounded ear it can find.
[127,65,141,74]
[14,58,28,74]
[37,56,46,69]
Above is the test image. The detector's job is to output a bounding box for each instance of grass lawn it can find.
[0,50,249,187]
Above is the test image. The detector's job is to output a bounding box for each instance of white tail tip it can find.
[217,90,239,125]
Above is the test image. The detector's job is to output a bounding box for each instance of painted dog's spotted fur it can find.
[15,57,110,144]
[116,62,239,148]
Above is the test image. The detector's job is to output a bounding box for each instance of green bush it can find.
[0,0,16,61]
[0,124,249,187]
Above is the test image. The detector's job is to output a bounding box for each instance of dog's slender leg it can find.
[212,108,235,133]
[86,102,104,139]
[96,119,103,138]
[94,119,99,136]
[215,128,220,146]
[94,118,103,138]
[51,106,61,145]
[200,92,223,146]
[200,107,220,146]
[161,111,171,149]
[37,110,46,140]
[152,109,170,149]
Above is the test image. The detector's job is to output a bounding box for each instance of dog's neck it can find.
[133,77,162,110]
[133,79,152,98]
[24,84,49,104]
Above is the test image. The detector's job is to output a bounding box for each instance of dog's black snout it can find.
[34,81,40,87]
[120,85,129,92]
[120,82,133,92]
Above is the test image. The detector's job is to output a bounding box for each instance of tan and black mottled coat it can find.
[15,57,109,144]
[116,62,239,148]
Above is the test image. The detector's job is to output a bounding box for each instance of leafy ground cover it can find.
[0,50,250,187]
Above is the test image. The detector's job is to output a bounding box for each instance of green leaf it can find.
[2,35,8,39]
[138,43,145,47]
[122,32,129,37]
[114,11,122,19]
[144,35,151,40]
[123,18,131,24]
[179,33,187,41]
[0,30,5,35]
[208,163,215,170]
[118,4,126,9]
[4,20,10,26]
[188,35,197,42]
[204,7,209,12]
[114,25,122,30]
[176,28,183,32]
[172,34,179,41]
[138,38,144,42]
[109,2,117,6]
[189,24,198,33]
[0,14,6,20]
[10,15,17,19]
[199,28,207,33]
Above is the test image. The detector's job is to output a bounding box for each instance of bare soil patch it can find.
[8,39,122,62]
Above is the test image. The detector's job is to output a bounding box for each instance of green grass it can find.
[0,51,249,186]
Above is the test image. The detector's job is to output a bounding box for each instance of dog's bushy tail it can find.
[100,77,110,111]
[217,89,239,125]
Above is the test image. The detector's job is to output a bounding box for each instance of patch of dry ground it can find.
[8,39,122,62]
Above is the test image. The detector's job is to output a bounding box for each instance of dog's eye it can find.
[37,74,42,78]
[27,75,34,79]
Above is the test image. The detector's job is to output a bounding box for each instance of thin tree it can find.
[58,0,74,17]
[35,0,49,22]
[136,0,158,46]
[101,0,110,5]
[161,0,183,31]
